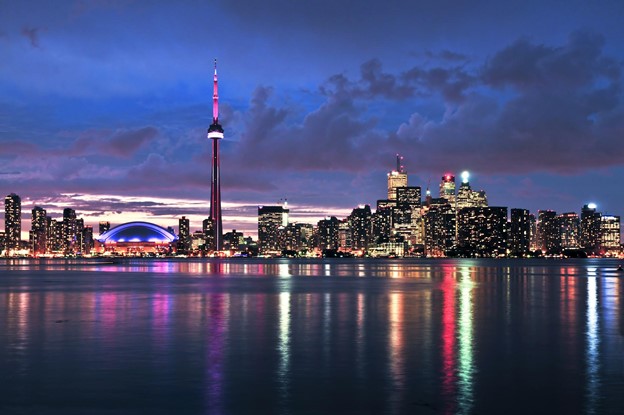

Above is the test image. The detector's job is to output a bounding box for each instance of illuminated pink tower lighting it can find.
[208,59,224,251]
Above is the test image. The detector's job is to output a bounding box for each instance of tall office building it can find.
[559,212,580,250]
[580,204,601,256]
[439,174,456,206]
[258,205,289,254]
[31,206,47,255]
[178,216,191,253]
[4,193,21,250]
[208,60,225,251]
[537,210,560,255]
[456,171,488,210]
[349,205,372,250]
[457,206,508,257]
[600,215,620,255]
[387,155,408,200]
[509,208,530,256]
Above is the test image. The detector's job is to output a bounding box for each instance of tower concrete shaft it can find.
[208,60,224,251]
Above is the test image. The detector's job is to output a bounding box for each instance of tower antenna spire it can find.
[213,58,219,123]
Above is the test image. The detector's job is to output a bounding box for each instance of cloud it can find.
[21,27,42,48]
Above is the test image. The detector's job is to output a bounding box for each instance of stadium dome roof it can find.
[98,221,178,244]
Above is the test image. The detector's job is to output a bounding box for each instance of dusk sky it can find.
[2,0,624,237]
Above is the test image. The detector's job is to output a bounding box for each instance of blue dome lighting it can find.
[98,221,178,244]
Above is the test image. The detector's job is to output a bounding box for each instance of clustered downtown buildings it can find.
[256,159,621,258]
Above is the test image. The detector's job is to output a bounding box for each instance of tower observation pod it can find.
[208,59,224,251]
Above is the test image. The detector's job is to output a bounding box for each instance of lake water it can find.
[1,258,623,414]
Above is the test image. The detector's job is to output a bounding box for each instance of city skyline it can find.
[2,1,624,237]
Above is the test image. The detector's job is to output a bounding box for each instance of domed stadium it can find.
[96,221,178,255]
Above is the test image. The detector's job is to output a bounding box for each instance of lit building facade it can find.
[456,172,488,210]
[31,206,47,255]
[457,206,507,257]
[387,155,408,200]
[258,205,289,254]
[509,208,530,256]
[439,174,456,206]
[349,205,372,250]
[600,215,620,255]
[318,216,340,251]
[4,193,21,251]
[537,210,560,255]
[178,216,191,253]
[559,212,580,250]
[424,202,455,257]
[581,204,602,256]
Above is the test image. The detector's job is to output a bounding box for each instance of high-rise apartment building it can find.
[62,208,77,254]
[4,193,21,250]
[559,212,580,250]
[31,206,47,255]
[509,208,530,256]
[600,215,620,255]
[537,210,560,254]
[178,216,191,253]
[581,204,601,256]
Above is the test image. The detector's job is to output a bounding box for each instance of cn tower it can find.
[208,59,224,251]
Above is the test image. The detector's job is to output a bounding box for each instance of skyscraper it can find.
[387,155,408,200]
[439,174,456,206]
[178,216,191,253]
[559,212,580,250]
[4,193,21,250]
[31,206,47,255]
[456,171,488,210]
[457,206,507,257]
[600,215,620,255]
[537,210,560,255]
[509,208,530,256]
[349,205,372,250]
[258,205,289,254]
[62,208,77,254]
[208,60,224,251]
[581,204,601,256]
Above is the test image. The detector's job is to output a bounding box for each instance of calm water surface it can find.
[1,258,623,414]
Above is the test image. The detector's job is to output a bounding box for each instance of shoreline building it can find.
[97,222,178,255]
[4,193,21,251]
[208,60,225,251]
[258,204,289,255]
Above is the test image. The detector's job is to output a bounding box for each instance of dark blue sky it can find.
[1,0,624,235]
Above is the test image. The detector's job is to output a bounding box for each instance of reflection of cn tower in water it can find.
[207,59,224,251]
[204,293,229,414]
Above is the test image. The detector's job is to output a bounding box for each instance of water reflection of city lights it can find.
[586,276,600,415]
[278,292,291,407]
[457,267,475,415]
